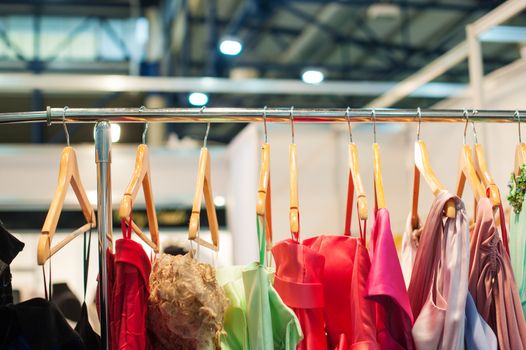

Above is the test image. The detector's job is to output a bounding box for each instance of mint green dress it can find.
[508,170,526,318]
[217,220,303,350]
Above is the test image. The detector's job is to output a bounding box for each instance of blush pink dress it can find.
[407,191,470,350]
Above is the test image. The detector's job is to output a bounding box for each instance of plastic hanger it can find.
[256,107,272,249]
[456,109,486,203]
[370,109,386,210]
[411,107,456,230]
[470,110,500,207]
[118,120,160,252]
[188,119,220,251]
[289,107,300,239]
[38,107,96,265]
[514,110,526,176]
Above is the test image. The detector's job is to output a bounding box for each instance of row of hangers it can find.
[36,106,526,265]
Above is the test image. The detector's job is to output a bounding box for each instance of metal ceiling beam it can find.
[282,0,503,12]
[0,73,465,97]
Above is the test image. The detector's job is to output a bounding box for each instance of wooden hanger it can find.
[289,108,299,237]
[38,146,96,265]
[345,108,368,220]
[349,143,368,219]
[370,110,385,210]
[466,113,500,207]
[514,111,526,176]
[411,108,455,230]
[256,142,273,249]
[118,143,160,252]
[373,143,386,209]
[189,142,220,251]
[456,144,486,202]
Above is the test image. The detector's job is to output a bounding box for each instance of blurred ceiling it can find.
[0,0,524,143]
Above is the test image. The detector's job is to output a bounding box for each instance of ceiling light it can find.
[301,69,324,84]
[219,38,243,56]
[214,196,226,207]
[92,123,121,143]
[188,92,208,106]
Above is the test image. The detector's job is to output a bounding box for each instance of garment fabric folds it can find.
[217,220,302,350]
[509,196,526,319]
[407,191,470,349]
[366,208,414,350]
[110,219,151,350]
[469,198,526,349]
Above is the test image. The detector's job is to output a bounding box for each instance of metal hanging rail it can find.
[0,107,525,124]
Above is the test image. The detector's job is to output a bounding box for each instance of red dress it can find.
[272,239,327,350]
[272,172,378,350]
[109,219,152,350]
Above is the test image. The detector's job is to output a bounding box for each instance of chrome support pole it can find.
[94,121,112,350]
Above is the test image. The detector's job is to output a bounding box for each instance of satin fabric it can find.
[366,208,414,350]
[303,234,379,350]
[464,292,497,350]
[407,191,470,350]
[509,198,526,319]
[218,220,303,350]
[272,239,327,350]
[110,223,151,350]
[401,214,420,289]
[469,198,526,349]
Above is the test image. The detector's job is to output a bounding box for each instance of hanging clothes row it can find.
[0,107,525,350]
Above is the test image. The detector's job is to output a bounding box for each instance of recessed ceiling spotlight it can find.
[188,92,209,106]
[219,37,243,56]
[301,69,325,84]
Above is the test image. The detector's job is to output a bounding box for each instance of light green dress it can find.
[217,220,303,350]
[508,169,526,318]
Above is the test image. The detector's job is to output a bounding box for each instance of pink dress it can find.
[366,208,414,349]
[469,197,526,349]
[407,191,470,349]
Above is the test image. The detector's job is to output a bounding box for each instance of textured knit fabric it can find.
[111,237,151,350]
[272,239,327,350]
[509,197,526,319]
[147,253,228,350]
[366,208,414,350]
[469,198,526,349]
[407,191,470,350]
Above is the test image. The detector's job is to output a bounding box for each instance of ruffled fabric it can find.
[147,253,228,350]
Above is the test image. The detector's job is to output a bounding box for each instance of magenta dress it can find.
[366,208,414,349]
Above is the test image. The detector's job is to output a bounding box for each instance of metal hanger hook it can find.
[263,106,268,143]
[62,106,70,147]
[463,108,469,145]
[516,110,522,143]
[289,106,295,144]
[416,107,422,141]
[201,106,210,147]
[346,107,353,143]
[372,108,377,143]
[471,109,479,144]
[140,106,149,144]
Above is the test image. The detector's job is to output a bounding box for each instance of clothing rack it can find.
[1,106,524,350]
